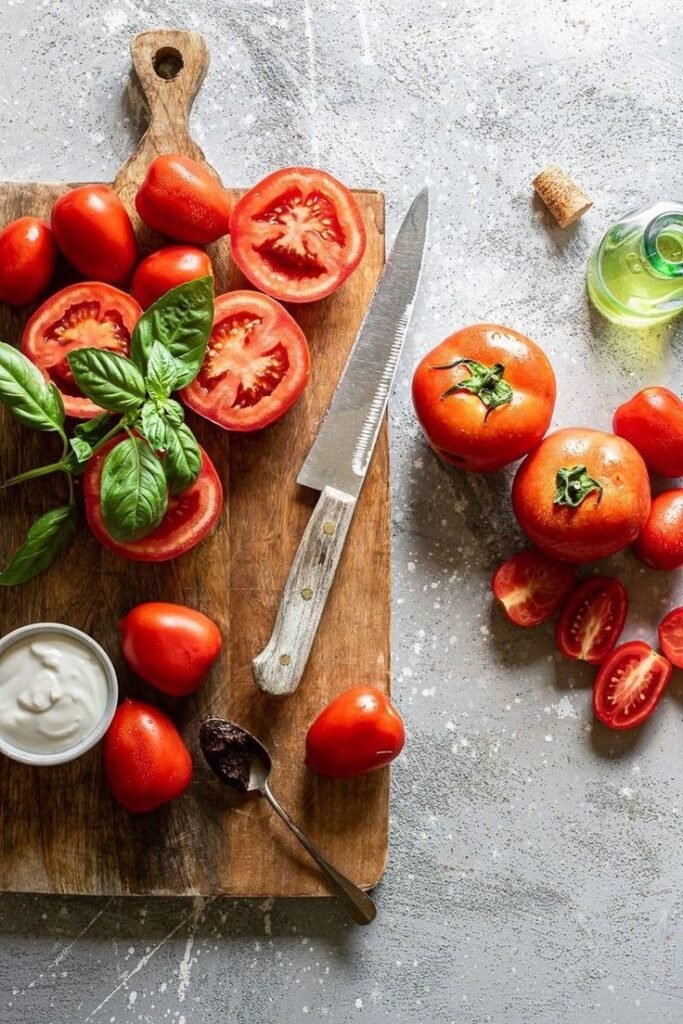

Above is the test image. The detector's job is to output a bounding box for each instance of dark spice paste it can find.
[199,717,261,792]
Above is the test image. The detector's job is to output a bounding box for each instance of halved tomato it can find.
[593,640,672,730]
[658,607,683,669]
[492,549,575,627]
[181,290,310,431]
[83,437,223,562]
[21,283,141,419]
[556,577,628,664]
[229,167,367,303]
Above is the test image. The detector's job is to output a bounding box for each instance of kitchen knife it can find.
[252,188,429,696]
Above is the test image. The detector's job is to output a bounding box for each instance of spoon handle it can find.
[263,782,377,925]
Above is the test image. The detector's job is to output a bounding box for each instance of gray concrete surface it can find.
[2,0,683,1021]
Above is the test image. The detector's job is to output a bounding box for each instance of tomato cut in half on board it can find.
[556,577,628,664]
[21,283,141,418]
[593,640,672,730]
[181,290,311,431]
[229,167,367,303]
[658,607,683,669]
[83,437,223,562]
[492,549,576,627]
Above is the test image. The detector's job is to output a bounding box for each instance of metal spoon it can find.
[199,717,377,926]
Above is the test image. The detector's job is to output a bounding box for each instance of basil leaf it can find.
[68,349,146,414]
[131,276,213,388]
[0,506,76,586]
[100,437,168,543]
[140,401,169,452]
[163,421,201,495]
[75,412,117,444]
[0,342,65,432]
[160,398,185,426]
[69,436,93,465]
[146,341,183,400]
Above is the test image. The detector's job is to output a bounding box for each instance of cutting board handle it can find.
[130,29,209,147]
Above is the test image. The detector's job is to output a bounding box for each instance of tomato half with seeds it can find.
[658,607,683,669]
[229,167,367,303]
[492,549,575,627]
[21,283,141,418]
[181,290,310,431]
[556,577,627,664]
[84,437,223,561]
[593,640,672,730]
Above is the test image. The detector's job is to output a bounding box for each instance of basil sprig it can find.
[132,276,214,387]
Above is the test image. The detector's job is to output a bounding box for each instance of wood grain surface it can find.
[0,30,389,896]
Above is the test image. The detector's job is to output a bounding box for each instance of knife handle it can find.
[252,486,357,696]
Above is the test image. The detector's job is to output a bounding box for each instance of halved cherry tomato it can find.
[52,185,137,283]
[305,686,405,778]
[84,437,223,561]
[181,290,311,431]
[633,489,683,570]
[229,167,367,303]
[135,155,231,244]
[658,607,683,669]
[613,387,683,478]
[0,216,56,306]
[556,577,627,664]
[21,283,141,419]
[132,245,213,308]
[492,549,575,626]
[593,640,672,730]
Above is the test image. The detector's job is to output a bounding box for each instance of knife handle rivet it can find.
[301,587,314,601]
[322,521,336,536]
[279,654,292,666]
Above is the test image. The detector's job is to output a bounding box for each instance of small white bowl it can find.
[0,622,118,767]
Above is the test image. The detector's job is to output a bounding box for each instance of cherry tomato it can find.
[21,283,141,418]
[104,699,192,812]
[0,216,56,306]
[492,549,575,627]
[556,577,627,664]
[593,641,672,730]
[613,387,683,478]
[119,602,222,696]
[412,324,556,472]
[135,155,231,244]
[131,245,213,309]
[51,185,137,283]
[305,686,405,778]
[633,489,683,570]
[229,167,367,303]
[512,428,651,563]
[181,290,311,431]
[84,437,223,561]
[658,607,683,669]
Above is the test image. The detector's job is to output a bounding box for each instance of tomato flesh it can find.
[658,607,683,669]
[593,640,672,730]
[556,577,627,664]
[492,549,575,627]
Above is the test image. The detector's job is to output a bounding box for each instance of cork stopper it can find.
[532,165,593,228]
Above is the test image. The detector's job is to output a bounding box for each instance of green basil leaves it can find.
[131,276,213,388]
[100,436,169,542]
[0,342,65,433]
[0,506,77,587]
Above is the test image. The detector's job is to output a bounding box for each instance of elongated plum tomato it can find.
[0,216,56,306]
[21,283,141,419]
[84,437,223,562]
[556,577,627,664]
[593,641,672,730]
[658,607,683,669]
[492,549,575,627]
[512,428,651,563]
[51,185,137,283]
[181,290,310,431]
[135,155,231,244]
[229,167,367,303]
[132,245,213,308]
[305,686,405,778]
[412,324,556,472]
[633,489,683,570]
[613,387,683,478]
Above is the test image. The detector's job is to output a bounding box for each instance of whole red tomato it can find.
[135,155,231,244]
[103,699,192,813]
[512,428,651,563]
[132,245,213,308]
[52,185,137,283]
[119,602,222,696]
[633,489,683,570]
[305,686,405,778]
[613,387,683,478]
[0,216,56,306]
[412,324,556,472]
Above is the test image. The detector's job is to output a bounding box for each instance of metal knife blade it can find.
[297,187,429,497]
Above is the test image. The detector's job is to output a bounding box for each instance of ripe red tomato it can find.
[21,283,141,418]
[51,185,137,283]
[592,641,672,730]
[119,602,222,696]
[305,686,405,778]
[613,387,683,478]
[181,290,311,431]
[492,549,575,626]
[412,325,556,472]
[556,577,627,664]
[229,167,367,303]
[104,699,192,812]
[84,437,223,561]
[131,245,214,309]
[0,216,56,306]
[135,155,231,244]
[658,607,683,669]
[633,489,683,570]
[512,428,651,563]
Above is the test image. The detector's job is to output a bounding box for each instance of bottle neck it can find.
[643,212,683,279]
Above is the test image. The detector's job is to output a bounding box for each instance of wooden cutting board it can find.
[0,30,389,896]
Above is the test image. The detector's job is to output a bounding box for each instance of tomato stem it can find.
[433,358,513,419]
[553,465,603,508]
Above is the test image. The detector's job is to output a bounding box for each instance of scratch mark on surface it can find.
[177,896,203,1002]
[357,0,375,65]
[23,897,115,992]
[302,0,320,163]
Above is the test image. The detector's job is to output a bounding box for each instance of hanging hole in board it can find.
[153,47,184,81]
